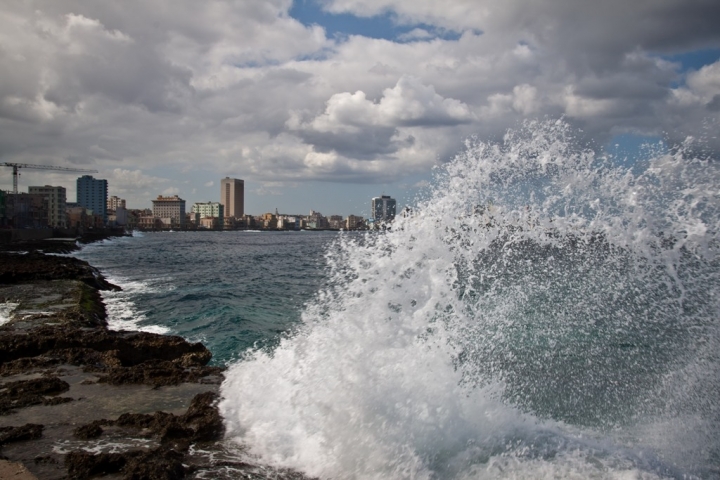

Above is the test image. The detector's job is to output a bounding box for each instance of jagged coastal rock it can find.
[0,247,231,479]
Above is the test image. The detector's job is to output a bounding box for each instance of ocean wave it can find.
[220,119,720,478]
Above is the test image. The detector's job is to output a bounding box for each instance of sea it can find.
[74,120,720,479]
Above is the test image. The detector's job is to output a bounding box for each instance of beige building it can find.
[28,185,66,228]
[138,215,162,230]
[346,215,364,230]
[329,215,344,229]
[152,195,186,227]
[220,177,244,219]
[199,216,220,229]
[107,195,126,211]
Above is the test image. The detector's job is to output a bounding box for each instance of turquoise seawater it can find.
[73,230,341,365]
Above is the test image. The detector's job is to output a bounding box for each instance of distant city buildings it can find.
[107,195,126,211]
[152,195,186,229]
[328,215,344,229]
[106,196,128,227]
[220,177,244,219]
[191,201,224,230]
[2,192,48,229]
[29,185,67,228]
[372,195,396,222]
[1,169,387,233]
[192,201,224,219]
[277,215,300,230]
[77,175,108,223]
[306,210,328,229]
[346,214,364,230]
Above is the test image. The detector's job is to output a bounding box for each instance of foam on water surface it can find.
[0,302,19,326]
[100,275,172,334]
[220,120,720,479]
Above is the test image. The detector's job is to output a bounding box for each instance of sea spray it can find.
[220,119,720,478]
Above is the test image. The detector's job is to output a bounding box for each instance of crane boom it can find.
[0,162,98,194]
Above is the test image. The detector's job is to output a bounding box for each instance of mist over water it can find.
[220,120,720,479]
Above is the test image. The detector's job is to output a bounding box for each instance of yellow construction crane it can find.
[0,162,98,194]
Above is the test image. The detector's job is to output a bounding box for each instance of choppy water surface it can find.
[74,231,335,364]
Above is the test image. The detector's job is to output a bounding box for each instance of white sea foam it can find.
[53,438,155,455]
[100,276,170,334]
[0,302,19,326]
[220,120,719,478]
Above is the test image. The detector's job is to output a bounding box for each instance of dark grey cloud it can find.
[0,0,719,203]
[299,126,409,160]
[707,94,720,112]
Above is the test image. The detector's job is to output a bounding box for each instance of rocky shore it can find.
[0,242,308,479]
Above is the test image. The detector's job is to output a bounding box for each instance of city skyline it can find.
[0,170,404,218]
[0,1,718,216]
[1,172,392,231]
[2,173,397,222]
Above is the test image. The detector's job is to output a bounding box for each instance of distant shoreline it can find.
[0,228,129,254]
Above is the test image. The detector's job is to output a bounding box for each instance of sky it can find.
[0,0,719,217]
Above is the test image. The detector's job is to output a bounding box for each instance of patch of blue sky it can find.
[293,46,340,63]
[289,0,462,43]
[604,52,717,164]
[605,133,666,169]
[653,48,720,89]
[662,48,720,73]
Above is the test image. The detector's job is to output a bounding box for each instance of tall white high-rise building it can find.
[77,175,108,223]
[220,177,244,218]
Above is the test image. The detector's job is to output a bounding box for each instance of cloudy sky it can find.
[1,0,719,215]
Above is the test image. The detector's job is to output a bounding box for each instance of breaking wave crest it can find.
[220,120,720,479]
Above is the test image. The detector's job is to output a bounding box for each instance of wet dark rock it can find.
[65,446,186,480]
[0,252,120,291]
[0,377,70,415]
[73,422,103,440]
[0,357,62,377]
[159,421,194,444]
[41,396,73,406]
[2,377,69,396]
[65,450,131,478]
[99,362,223,387]
[182,392,225,442]
[71,392,225,451]
[0,250,245,479]
[0,230,128,255]
[0,424,44,445]
[123,446,186,480]
[0,326,210,365]
[115,412,157,430]
[0,326,219,387]
[109,393,224,442]
[176,351,213,368]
